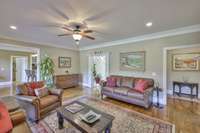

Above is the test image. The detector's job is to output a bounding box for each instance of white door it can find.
[15,57,28,82]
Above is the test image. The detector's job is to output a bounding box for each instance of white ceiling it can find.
[0,0,200,50]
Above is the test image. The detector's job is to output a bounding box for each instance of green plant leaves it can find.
[40,57,55,87]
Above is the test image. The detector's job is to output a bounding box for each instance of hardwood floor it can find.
[1,84,200,133]
[103,97,200,133]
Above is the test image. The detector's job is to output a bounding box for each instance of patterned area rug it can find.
[30,96,174,133]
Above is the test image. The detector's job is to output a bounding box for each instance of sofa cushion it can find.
[128,90,144,100]
[106,77,117,87]
[103,86,115,93]
[134,78,154,88]
[121,77,134,88]
[134,79,149,93]
[39,95,59,109]
[113,87,130,96]
[35,87,49,98]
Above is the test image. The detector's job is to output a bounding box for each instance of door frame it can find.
[88,52,110,88]
[0,42,40,85]
[163,43,200,104]
[11,56,29,82]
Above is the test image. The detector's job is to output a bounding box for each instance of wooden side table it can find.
[173,81,199,99]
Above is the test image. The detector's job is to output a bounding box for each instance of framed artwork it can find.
[58,57,71,68]
[172,53,200,71]
[120,51,145,71]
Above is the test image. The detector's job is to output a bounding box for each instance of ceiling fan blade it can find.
[81,33,95,40]
[48,3,70,20]
[83,30,93,33]
[62,27,73,32]
[57,33,72,37]
[84,9,113,22]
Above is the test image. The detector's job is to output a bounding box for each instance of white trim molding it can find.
[0,42,39,53]
[80,24,200,50]
[0,36,79,51]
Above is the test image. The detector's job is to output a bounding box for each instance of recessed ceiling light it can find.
[10,25,17,30]
[146,22,153,27]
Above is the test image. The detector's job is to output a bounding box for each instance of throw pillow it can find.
[121,77,133,88]
[35,87,49,98]
[26,81,45,96]
[106,77,117,87]
[134,79,149,93]
[114,76,122,87]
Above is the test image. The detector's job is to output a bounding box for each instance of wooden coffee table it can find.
[57,101,114,133]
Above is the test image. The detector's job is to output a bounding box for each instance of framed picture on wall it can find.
[58,57,71,68]
[120,51,145,71]
[172,53,200,71]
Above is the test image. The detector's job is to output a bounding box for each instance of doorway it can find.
[163,44,200,104]
[12,56,28,83]
[88,52,109,88]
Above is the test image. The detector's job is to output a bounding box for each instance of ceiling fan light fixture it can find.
[72,33,82,41]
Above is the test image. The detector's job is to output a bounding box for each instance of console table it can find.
[173,81,199,98]
[53,74,82,89]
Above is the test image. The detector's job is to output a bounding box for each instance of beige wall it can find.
[167,47,200,96]
[0,50,32,82]
[0,37,80,79]
[80,32,200,104]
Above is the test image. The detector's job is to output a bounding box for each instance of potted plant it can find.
[92,64,101,84]
[40,56,55,87]
[94,74,101,84]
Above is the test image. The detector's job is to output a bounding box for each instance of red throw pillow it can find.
[134,79,149,93]
[26,81,45,96]
[0,102,13,133]
[106,77,117,87]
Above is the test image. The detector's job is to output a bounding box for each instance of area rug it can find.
[30,96,174,133]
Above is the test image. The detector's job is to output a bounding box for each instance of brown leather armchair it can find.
[16,81,63,122]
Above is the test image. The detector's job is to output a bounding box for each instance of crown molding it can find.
[79,24,200,51]
[0,42,40,53]
[0,35,79,51]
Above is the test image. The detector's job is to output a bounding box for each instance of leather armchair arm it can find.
[10,109,26,126]
[15,95,39,104]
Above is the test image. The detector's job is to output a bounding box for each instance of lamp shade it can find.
[73,33,82,41]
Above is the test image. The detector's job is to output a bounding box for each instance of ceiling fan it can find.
[57,22,95,44]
